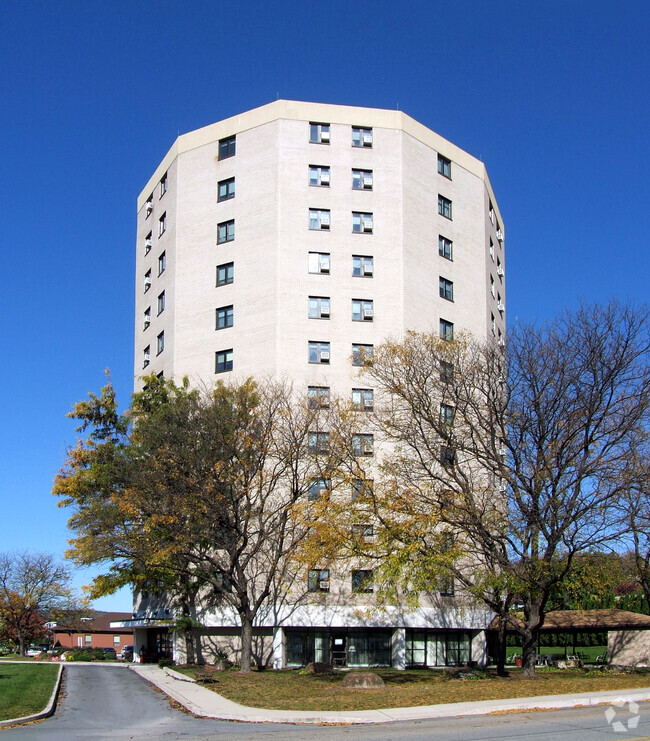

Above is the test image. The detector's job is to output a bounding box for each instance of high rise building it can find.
[131,100,505,668]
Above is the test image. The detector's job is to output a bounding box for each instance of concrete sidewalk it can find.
[130,664,650,725]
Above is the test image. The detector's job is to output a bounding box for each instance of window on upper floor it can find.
[156,331,164,355]
[440,319,454,341]
[215,349,233,373]
[308,568,330,592]
[438,195,452,220]
[440,360,454,383]
[217,219,235,244]
[489,238,495,261]
[143,345,150,368]
[440,403,455,426]
[158,251,166,276]
[491,311,496,336]
[439,277,453,302]
[352,388,373,412]
[352,299,373,322]
[144,269,152,293]
[352,212,373,233]
[157,291,165,315]
[308,478,331,501]
[217,261,234,286]
[218,177,235,202]
[219,135,236,160]
[352,524,374,542]
[309,209,330,230]
[309,165,330,187]
[352,169,373,190]
[308,386,330,408]
[489,200,495,225]
[352,126,372,148]
[352,255,373,277]
[352,478,373,500]
[351,569,373,593]
[216,305,234,330]
[145,194,153,218]
[143,307,151,331]
[158,212,167,236]
[437,154,451,179]
[309,122,330,144]
[352,343,373,366]
[352,433,374,456]
[309,341,330,364]
[308,252,330,274]
[439,235,453,261]
[440,445,456,467]
[145,231,152,255]
[160,172,168,197]
[490,275,495,297]
[308,431,330,454]
[309,296,330,319]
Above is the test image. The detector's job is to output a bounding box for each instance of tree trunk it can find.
[496,617,508,676]
[18,635,26,657]
[520,601,543,678]
[184,627,195,665]
[239,613,253,673]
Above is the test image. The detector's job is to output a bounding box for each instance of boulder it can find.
[304,662,333,674]
[340,672,385,689]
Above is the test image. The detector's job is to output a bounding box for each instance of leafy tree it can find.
[0,552,75,655]
[362,302,650,676]
[55,374,349,671]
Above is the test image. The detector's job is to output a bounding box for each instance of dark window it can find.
[439,277,453,301]
[218,177,235,202]
[351,569,373,593]
[438,195,452,219]
[440,319,454,341]
[352,344,373,366]
[308,386,330,408]
[439,236,453,260]
[216,349,233,373]
[308,569,330,592]
[440,445,455,467]
[217,262,234,286]
[309,122,330,144]
[216,305,233,329]
[217,220,235,244]
[437,154,451,178]
[219,135,236,160]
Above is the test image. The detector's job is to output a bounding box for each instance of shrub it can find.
[158,657,175,668]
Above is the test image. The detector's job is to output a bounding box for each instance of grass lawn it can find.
[0,663,59,721]
[174,666,650,712]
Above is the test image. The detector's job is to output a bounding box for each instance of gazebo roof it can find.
[490,609,650,631]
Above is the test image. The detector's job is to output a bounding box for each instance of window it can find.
[308,252,330,274]
[439,277,453,301]
[113,635,121,646]
[489,200,495,225]
[440,360,453,383]
[309,209,330,230]
[215,571,233,593]
[309,296,330,319]
[352,299,373,321]
[308,478,331,500]
[157,291,165,315]
[352,388,373,411]
[308,432,330,454]
[219,135,236,160]
[490,275,495,297]
[216,305,234,329]
[498,293,504,315]
[309,341,330,364]
[352,212,373,233]
[352,343,373,366]
[156,331,164,355]
[352,255,373,277]
[309,122,330,144]
[309,165,330,187]
[144,269,151,293]
[217,219,235,243]
[85,634,92,646]
[158,251,166,276]
[308,569,330,592]
[215,349,233,373]
[308,386,330,408]
[440,445,455,467]
[489,238,494,260]
[143,346,150,368]
[439,319,454,341]
[145,194,153,217]
[352,126,373,148]
[491,311,496,335]
[438,195,452,220]
[352,433,374,456]
[218,177,235,202]
[352,478,373,499]
[497,256,503,278]
[144,231,152,255]
[440,575,455,596]
[158,212,167,236]
[440,403,454,425]
[217,261,234,286]
[437,154,451,179]
[143,307,151,331]
[352,524,374,541]
[160,172,168,197]
[352,169,373,190]
[351,569,373,593]
[439,235,452,261]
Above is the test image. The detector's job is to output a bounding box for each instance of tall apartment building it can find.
[131,100,506,668]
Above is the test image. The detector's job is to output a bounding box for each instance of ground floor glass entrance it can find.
[286,628,392,667]
[405,629,472,666]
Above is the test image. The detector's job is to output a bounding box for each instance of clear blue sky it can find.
[1,0,648,611]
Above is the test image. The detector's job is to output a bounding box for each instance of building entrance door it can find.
[331,632,347,666]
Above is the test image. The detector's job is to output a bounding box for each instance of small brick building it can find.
[51,612,133,653]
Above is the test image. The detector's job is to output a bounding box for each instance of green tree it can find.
[363,302,650,677]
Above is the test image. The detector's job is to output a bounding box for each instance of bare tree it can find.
[363,302,650,676]
[0,552,74,655]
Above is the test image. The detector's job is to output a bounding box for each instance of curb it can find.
[0,664,64,729]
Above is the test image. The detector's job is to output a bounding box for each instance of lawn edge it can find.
[0,664,63,728]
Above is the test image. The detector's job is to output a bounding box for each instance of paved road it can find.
[2,665,649,740]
